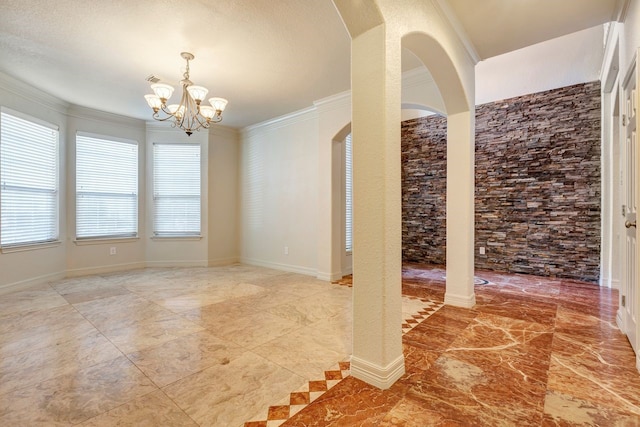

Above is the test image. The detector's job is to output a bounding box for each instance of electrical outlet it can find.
[284,246,289,255]
[110,247,117,255]
[479,247,485,255]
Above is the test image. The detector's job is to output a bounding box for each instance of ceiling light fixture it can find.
[144,52,228,136]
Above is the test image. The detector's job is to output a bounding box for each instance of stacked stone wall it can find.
[401,81,601,282]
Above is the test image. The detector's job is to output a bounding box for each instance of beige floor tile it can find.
[99,314,205,354]
[182,306,301,349]
[73,293,174,330]
[163,351,305,427]
[0,305,96,357]
[266,286,351,326]
[0,329,122,395]
[0,286,68,317]
[150,281,267,312]
[0,356,157,425]
[128,330,245,387]
[81,390,198,426]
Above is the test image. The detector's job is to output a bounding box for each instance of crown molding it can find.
[66,104,145,130]
[432,0,481,64]
[613,0,630,22]
[0,71,69,114]
[313,90,351,112]
[402,66,437,89]
[241,105,318,139]
[208,124,240,140]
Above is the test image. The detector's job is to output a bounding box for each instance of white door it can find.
[622,56,638,352]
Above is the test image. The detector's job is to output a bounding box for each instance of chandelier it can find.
[144,52,228,136]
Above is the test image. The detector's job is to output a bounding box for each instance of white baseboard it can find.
[207,257,239,267]
[240,257,317,277]
[0,270,66,295]
[316,271,343,281]
[444,292,476,308]
[350,354,405,390]
[145,260,208,268]
[66,262,146,277]
[611,278,620,290]
[616,309,624,332]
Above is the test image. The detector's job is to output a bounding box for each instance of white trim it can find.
[0,71,69,114]
[1,240,62,254]
[65,262,146,277]
[74,237,140,246]
[207,124,239,140]
[0,271,65,295]
[611,278,621,290]
[207,257,240,267]
[350,354,405,390]
[444,291,476,308]
[316,271,343,282]
[240,257,317,277]
[145,260,208,268]
[241,106,318,137]
[617,308,625,332]
[613,0,631,22]
[313,90,351,112]
[67,105,144,130]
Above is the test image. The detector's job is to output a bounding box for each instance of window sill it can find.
[1,240,62,254]
[151,235,203,241]
[74,237,140,246]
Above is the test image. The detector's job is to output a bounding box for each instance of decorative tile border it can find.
[244,280,443,427]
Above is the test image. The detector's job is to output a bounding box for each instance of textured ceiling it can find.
[0,0,623,129]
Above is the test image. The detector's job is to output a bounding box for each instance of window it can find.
[153,143,201,237]
[345,133,352,253]
[76,134,138,239]
[1,110,59,247]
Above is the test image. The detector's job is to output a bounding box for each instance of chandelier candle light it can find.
[144,52,228,136]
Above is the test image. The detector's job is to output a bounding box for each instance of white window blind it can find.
[76,134,138,239]
[345,133,352,253]
[1,110,59,247]
[153,143,201,237]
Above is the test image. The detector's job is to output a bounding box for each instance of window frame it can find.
[152,142,202,238]
[0,107,60,251]
[75,132,139,241]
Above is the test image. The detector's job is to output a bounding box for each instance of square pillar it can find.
[350,24,405,389]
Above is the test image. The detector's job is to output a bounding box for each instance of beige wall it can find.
[0,72,240,289]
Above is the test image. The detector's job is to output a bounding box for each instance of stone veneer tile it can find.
[402,81,601,282]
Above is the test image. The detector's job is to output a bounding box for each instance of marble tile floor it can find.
[284,264,640,426]
[0,265,357,426]
[1,263,638,426]
[0,264,441,426]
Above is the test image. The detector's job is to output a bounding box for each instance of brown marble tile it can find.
[474,293,558,326]
[403,306,477,351]
[282,376,403,426]
[548,331,640,415]
[399,353,546,426]
[542,389,640,426]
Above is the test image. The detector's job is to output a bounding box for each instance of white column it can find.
[350,24,405,389]
[445,111,476,307]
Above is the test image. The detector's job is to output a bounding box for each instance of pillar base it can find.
[350,354,405,390]
[444,292,476,308]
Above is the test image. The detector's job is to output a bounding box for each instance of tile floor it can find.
[285,264,640,426]
[0,263,638,426]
